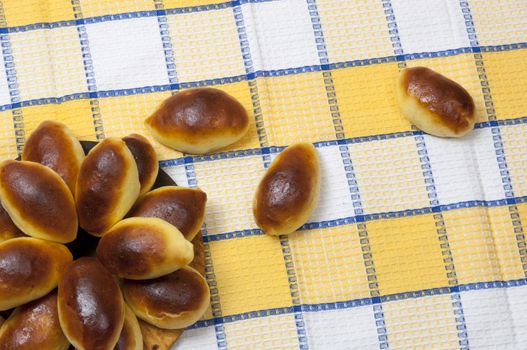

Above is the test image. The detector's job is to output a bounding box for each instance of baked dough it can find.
[123,134,158,196]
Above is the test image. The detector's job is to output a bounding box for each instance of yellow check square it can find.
[383,294,459,349]
[443,207,502,284]
[20,100,97,142]
[193,155,264,235]
[367,214,448,295]
[483,49,527,120]
[3,0,74,27]
[224,314,299,349]
[406,54,486,123]
[500,124,527,198]
[259,72,335,146]
[349,136,430,214]
[469,1,527,46]
[332,63,411,137]
[0,111,17,160]
[79,0,154,18]
[167,8,245,83]
[488,205,525,280]
[288,224,370,305]
[316,0,394,63]
[209,235,292,316]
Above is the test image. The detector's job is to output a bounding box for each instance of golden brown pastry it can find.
[396,66,476,137]
[75,137,140,236]
[123,266,210,329]
[253,143,320,236]
[0,160,77,243]
[0,202,24,243]
[57,257,125,350]
[22,120,85,194]
[128,186,207,241]
[145,88,249,154]
[96,217,194,280]
[0,237,72,310]
[115,304,143,350]
[123,134,159,196]
[0,291,69,350]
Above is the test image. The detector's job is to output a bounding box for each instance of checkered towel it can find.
[0,0,526,349]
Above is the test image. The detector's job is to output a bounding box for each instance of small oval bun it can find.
[0,237,72,311]
[128,186,207,241]
[22,120,85,194]
[96,217,194,280]
[253,143,320,236]
[115,304,143,350]
[0,291,69,350]
[57,257,125,350]
[396,66,476,137]
[123,134,159,196]
[0,160,78,243]
[0,202,25,243]
[123,266,210,329]
[145,88,249,154]
[75,137,140,236]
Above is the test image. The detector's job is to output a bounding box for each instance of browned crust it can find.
[58,257,124,350]
[128,187,207,240]
[75,138,138,235]
[146,88,249,143]
[0,292,68,350]
[0,238,72,308]
[402,67,475,134]
[123,134,158,194]
[253,143,319,233]
[0,160,77,242]
[0,202,25,242]
[22,120,84,194]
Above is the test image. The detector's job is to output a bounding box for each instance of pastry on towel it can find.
[75,137,140,236]
[22,120,85,194]
[0,160,78,243]
[146,88,249,154]
[115,304,143,350]
[123,134,159,196]
[96,217,194,280]
[396,66,476,137]
[57,257,125,350]
[0,291,69,350]
[123,266,210,329]
[128,186,207,241]
[253,143,321,236]
[0,237,72,311]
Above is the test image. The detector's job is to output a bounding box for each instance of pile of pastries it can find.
[0,121,209,349]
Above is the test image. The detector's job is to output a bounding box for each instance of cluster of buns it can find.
[0,120,209,349]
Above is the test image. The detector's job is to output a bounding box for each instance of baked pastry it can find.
[146,88,249,154]
[253,143,320,236]
[396,66,476,137]
[128,186,207,241]
[22,120,85,194]
[115,304,143,350]
[75,137,140,236]
[57,257,125,350]
[0,202,24,243]
[0,291,69,350]
[0,160,78,243]
[96,217,194,280]
[123,266,210,329]
[123,134,159,196]
[0,237,72,310]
